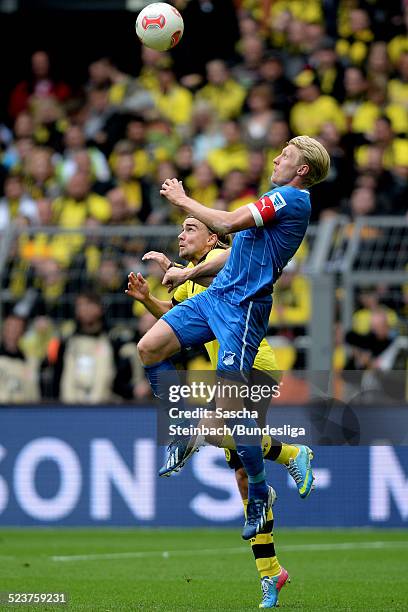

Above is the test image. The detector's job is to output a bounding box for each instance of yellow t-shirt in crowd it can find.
[290,95,346,136]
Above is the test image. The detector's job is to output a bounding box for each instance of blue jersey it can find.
[209,185,311,304]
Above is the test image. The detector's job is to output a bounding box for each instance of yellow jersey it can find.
[172,249,279,373]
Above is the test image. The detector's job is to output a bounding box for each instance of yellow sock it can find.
[261,435,296,464]
[243,500,281,578]
[220,434,236,450]
[222,434,298,466]
[275,444,299,465]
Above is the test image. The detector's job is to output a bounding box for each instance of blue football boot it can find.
[259,567,290,608]
[242,486,275,540]
[287,445,315,498]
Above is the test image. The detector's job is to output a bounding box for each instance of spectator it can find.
[82,86,122,155]
[347,185,377,219]
[190,100,224,163]
[350,84,407,137]
[174,142,194,182]
[290,73,346,136]
[0,174,38,231]
[196,59,246,121]
[284,19,312,77]
[336,6,374,66]
[310,122,350,219]
[247,148,266,192]
[268,262,311,331]
[387,51,408,109]
[56,122,110,185]
[261,119,291,191]
[258,52,295,115]
[0,314,39,402]
[151,67,193,127]
[85,57,130,106]
[342,66,369,130]
[352,289,399,335]
[104,150,151,222]
[185,161,219,207]
[207,120,249,178]
[137,46,169,92]
[366,41,391,91]
[41,292,139,402]
[241,83,280,148]
[310,37,345,100]
[13,111,35,140]
[30,96,67,152]
[218,169,255,212]
[23,146,60,200]
[8,50,71,120]
[232,34,265,89]
[355,116,408,171]
[344,309,405,402]
[2,136,35,174]
[17,197,66,266]
[148,160,178,224]
[51,171,111,266]
[387,6,408,66]
[121,118,152,178]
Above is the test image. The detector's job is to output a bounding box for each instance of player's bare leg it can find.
[137,318,181,365]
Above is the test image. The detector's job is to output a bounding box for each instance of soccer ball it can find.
[136,2,184,52]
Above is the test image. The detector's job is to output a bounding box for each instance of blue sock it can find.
[247,468,268,499]
[228,416,268,499]
[144,360,189,428]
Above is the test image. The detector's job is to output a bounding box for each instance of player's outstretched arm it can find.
[160,178,256,235]
[162,248,230,292]
[142,251,172,273]
[125,272,173,319]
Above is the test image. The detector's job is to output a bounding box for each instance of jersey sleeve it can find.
[172,281,189,305]
[247,190,289,227]
[204,248,227,262]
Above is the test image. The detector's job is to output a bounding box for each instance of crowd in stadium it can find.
[0,0,406,403]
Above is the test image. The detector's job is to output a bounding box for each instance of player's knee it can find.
[137,337,158,366]
[235,467,248,500]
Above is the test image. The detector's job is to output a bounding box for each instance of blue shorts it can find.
[162,291,271,375]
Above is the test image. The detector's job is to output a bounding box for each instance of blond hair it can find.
[288,136,330,187]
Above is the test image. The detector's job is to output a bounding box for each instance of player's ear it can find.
[297,164,309,177]
[209,233,218,248]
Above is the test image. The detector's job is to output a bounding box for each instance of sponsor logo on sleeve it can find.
[271,191,287,211]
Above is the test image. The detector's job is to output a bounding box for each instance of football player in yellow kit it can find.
[127,216,314,607]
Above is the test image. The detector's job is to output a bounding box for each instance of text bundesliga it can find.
[169,423,306,438]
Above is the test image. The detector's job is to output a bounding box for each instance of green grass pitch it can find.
[1,528,408,610]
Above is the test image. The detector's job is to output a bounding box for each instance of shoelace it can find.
[261,577,274,602]
[247,498,266,526]
[167,438,185,452]
[261,578,270,596]
[287,458,302,484]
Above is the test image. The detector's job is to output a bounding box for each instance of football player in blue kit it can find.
[137,136,330,546]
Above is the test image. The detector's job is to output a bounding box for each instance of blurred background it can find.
[0,0,407,528]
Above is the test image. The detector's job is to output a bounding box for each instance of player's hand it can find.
[125,272,149,302]
[162,266,188,292]
[142,251,171,273]
[160,178,185,206]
